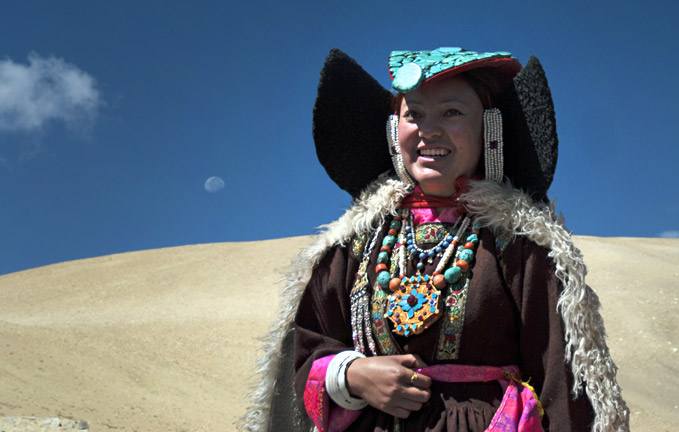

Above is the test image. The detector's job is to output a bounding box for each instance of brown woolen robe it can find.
[294,223,594,432]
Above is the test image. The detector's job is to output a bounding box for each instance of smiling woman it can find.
[397,76,485,197]
[240,47,630,432]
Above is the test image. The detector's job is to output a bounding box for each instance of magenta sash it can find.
[418,364,544,432]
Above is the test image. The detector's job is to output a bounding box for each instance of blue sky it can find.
[1,0,678,275]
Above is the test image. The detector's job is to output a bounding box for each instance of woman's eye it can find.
[444,109,462,117]
[403,110,421,120]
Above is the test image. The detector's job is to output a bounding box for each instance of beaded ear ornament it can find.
[386,114,416,189]
[377,211,479,337]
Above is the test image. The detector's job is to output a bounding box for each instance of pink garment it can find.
[305,360,543,432]
[410,206,461,225]
[406,185,464,225]
[304,354,361,432]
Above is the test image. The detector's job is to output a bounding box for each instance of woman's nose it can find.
[418,117,442,139]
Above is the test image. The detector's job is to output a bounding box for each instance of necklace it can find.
[376,211,478,337]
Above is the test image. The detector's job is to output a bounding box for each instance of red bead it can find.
[389,278,401,292]
[375,263,387,273]
[393,215,403,221]
[433,274,447,289]
[456,260,469,272]
[380,245,391,253]
[465,242,475,249]
[388,228,398,236]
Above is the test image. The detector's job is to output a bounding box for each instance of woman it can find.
[240,47,629,432]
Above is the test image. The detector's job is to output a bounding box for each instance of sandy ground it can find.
[0,235,677,431]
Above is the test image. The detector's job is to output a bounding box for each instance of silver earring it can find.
[483,108,504,183]
[386,114,416,189]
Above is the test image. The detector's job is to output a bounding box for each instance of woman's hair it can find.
[391,67,505,112]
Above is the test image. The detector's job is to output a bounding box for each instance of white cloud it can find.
[204,176,225,193]
[658,230,679,238]
[0,53,101,134]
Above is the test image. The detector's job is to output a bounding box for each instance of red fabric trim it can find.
[399,176,476,210]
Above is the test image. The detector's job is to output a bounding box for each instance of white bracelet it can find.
[325,350,367,410]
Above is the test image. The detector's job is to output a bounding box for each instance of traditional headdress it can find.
[313,47,558,201]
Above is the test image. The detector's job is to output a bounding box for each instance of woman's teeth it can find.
[418,148,450,157]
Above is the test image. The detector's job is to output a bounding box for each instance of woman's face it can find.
[398,76,484,197]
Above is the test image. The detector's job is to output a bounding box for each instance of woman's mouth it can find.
[418,148,450,157]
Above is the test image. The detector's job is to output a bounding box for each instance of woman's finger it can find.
[403,386,431,403]
[397,397,425,412]
[409,353,430,369]
[403,369,432,390]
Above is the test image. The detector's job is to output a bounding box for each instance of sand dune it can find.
[0,236,677,431]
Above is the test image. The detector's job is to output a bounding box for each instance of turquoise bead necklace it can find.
[377,210,478,336]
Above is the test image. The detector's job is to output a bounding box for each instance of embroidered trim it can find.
[436,271,471,360]
[435,224,479,360]
[414,222,454,245]
[371,288,397,355]
[350,234,368,261]
[494,229,513,269]
[371,231,400,355]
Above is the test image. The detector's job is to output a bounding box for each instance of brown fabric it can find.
[294,224,594,432]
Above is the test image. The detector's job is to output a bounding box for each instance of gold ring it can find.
[410,371,418,384]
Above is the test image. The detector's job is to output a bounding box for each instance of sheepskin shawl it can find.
[238,175,630,432]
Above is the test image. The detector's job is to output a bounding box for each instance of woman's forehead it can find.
[402,77,479,104]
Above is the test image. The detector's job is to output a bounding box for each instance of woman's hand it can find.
[345,354,432,418]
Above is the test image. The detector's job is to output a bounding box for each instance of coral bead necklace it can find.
[376,210,479,337]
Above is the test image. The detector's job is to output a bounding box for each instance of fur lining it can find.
[239,176,629,432]
[462,180,629,432]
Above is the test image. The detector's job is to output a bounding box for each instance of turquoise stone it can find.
[377,251,389,264]
[377,271,391,288]
[390,220,401,230]
[467,233,479,244]
[459,249,474,262]
[383,235,396,248]
[444,266,462,284]
[392,62,423,92]
[435,47,462,53]
[390,47,514,92]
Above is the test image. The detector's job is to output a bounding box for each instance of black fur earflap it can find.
[313,49,393,198]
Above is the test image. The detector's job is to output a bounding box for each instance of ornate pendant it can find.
[384,274,442,336]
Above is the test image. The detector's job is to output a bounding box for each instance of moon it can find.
[204,176,225,193]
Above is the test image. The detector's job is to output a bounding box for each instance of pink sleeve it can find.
[303,354,363,432]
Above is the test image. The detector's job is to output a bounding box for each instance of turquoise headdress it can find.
[389,47,520,93]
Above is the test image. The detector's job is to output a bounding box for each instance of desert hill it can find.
[1,236,677,431]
